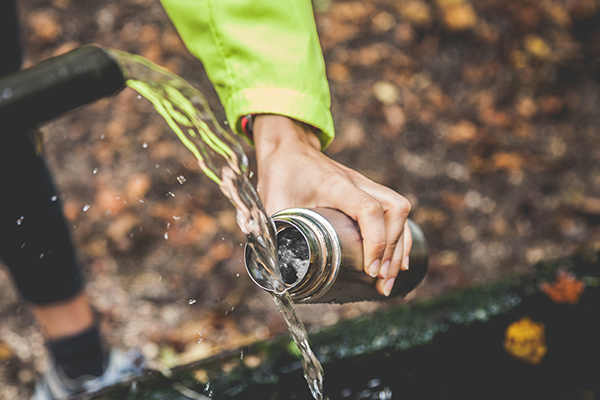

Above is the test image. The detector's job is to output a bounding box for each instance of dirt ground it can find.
[2,0,600,398]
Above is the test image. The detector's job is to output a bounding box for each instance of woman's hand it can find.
[253,115,411,296]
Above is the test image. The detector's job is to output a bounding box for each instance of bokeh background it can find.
[2,0,600,398]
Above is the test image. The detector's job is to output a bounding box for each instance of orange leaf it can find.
[540,270,585,305]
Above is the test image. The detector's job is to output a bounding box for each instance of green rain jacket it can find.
[159,0,335,149]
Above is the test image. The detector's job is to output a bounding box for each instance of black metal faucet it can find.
[0,44,125,130]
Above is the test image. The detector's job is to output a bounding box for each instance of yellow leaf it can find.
[503,317,547,365]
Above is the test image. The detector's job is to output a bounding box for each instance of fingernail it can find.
[368,259,381,277]
[402,255,410,271]
[380,260,391,278]
[383,277,395,297]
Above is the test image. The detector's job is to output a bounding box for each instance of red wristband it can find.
[240,114,254,141]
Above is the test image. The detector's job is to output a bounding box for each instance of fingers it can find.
[329,176,411,296]
[379,220,413,296]
[345,195,388,278]
[350,181,411,297]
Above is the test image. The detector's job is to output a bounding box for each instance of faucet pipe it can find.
[0,44,125,130]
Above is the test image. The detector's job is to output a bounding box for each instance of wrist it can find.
[253,114,322,161]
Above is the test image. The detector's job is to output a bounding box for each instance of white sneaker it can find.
[33,349,145,400]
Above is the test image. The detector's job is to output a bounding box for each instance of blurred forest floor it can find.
[2,0,600,398]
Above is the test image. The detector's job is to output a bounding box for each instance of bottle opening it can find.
[277,226,310,286]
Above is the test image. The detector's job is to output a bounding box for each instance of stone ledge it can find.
[81,250,599,399]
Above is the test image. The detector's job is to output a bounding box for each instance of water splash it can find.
[273,292,324,400]
[110,49,283,295]
[109,49,324,399]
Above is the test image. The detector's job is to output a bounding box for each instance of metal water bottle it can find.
[244,208,428,304]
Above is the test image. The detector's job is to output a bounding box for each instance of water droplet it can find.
[39,253,44,259]
[249,171,254,178]
[176,175,186,184]
[236,273,240,277]
[92,168,98,174]
[142,142,148,148]
[164,232,169,240]
[83,205,91,212]
[189,298,197,305]
[173,216,180,220]
[137,95,142,100]
[16,216,24,225]
[155,164,160,169]
[167,192,175,197]
[240,350,244,360]
[2,88,13,99]
[51,195,58,202]
[367,378,381,389]
[100,134,105,140]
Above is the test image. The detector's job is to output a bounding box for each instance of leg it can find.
[1,5,144,398]
[0,0,104,383]
[31,293,95,340]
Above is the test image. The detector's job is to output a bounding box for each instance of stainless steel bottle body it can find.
[244,207,428,304]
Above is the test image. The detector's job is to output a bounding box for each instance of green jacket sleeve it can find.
[159,0,335,149]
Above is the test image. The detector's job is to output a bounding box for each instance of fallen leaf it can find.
[317,18,360,49]
[575,197,600,215]
[539,96,565,115]
[106,213,138,242]
[29,11,62,42]
[542,2,571,27]
[479,107,512,128]
[515,96,538,118]
[96,185,126,216]
[441,191,465,210]
[384,104,407,131]
[503,317,547,365]
[353,44,391,67]
[327,119,365,153]
[0,343,12,361]
[328,1,374,22]
[126,174,152,200]
[540,270,586,305]
[492,152,524,172]
[372,11,396,32]
[445,120,478,143]
[442,3,478,31]
[524,35,552,59]
[327,62,350,83]
[373,81,398,104]
[396,0,432,27]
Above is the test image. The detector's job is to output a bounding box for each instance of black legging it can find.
[0,0,84,305]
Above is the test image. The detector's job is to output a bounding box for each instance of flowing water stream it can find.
[109,50,325,400]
